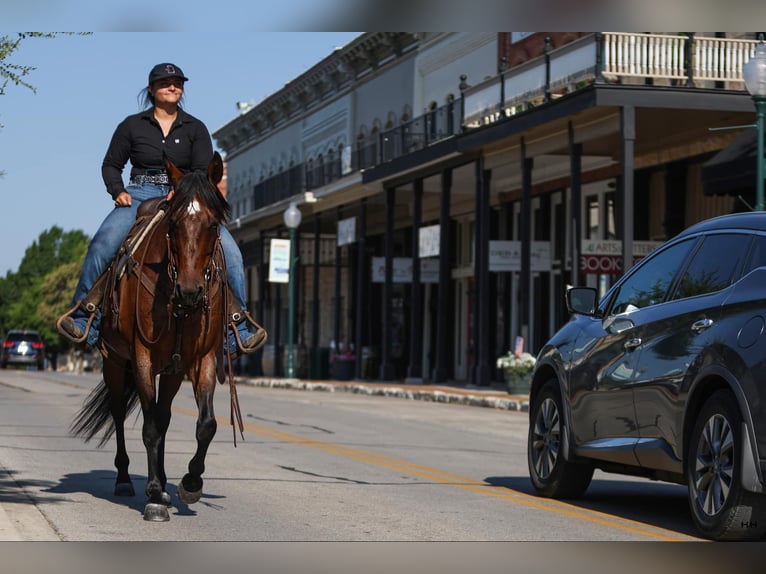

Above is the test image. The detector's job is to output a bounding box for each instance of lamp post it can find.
[283,202,302,378]
[743,38,766,211]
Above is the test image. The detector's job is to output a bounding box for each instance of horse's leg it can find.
[103,358,135,497]
[178,355,218,505]
[155,372,184,506]
[133,357,170,521]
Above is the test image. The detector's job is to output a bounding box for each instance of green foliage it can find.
[0,227,89,353]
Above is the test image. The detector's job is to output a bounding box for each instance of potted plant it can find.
[496,350,536,394]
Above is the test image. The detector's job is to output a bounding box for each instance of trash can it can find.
[331,358,355,380]
[361,346,379,380]
[308,347,330,379]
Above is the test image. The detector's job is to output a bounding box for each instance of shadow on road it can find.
[43,470,213,517]
[484,474,698,538]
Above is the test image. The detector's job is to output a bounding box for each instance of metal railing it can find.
[250,33,759,211]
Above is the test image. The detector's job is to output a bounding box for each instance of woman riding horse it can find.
[58,62,261,356]
[71,152,243,521]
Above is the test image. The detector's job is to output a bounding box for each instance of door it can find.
[569,236,697,465]
[630,233,754,470]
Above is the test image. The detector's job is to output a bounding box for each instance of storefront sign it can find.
[371,257,439,283]
[268,238,291,283]
[419,224,440,257]
[580,239,662,275]
[337,217,356,246]
[489,240,552,272]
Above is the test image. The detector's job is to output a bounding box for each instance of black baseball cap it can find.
[148,63,189,85]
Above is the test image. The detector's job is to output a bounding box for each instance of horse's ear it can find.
[208,152,224,186]
[164,156,184,188]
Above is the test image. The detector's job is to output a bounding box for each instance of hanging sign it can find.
[419,224,440,257]
[269,238,291,283]
[371,257,439,283]
[337,217,356,246]
[489,240,552,272]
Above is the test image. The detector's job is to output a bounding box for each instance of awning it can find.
[702,129,761,197]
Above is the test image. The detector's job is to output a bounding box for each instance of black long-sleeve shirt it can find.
[101,108,214,199]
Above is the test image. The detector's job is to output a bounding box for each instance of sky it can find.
[0,32,361,276]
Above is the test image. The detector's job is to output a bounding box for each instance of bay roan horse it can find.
[71,152,243,522]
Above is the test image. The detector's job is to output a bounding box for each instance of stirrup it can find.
[228,310,268,354]
[55,301,97,345]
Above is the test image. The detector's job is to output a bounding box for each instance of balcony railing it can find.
[249,33,759,215]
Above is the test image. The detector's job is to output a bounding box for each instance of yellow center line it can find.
[174,405,697,542]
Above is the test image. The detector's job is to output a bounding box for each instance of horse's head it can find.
[164,152,231,312]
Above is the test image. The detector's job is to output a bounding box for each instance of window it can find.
[743,234,766,275]
[608,239,694,315]
[673,233,751,299]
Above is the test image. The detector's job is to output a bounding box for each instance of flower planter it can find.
[505,371,532,395]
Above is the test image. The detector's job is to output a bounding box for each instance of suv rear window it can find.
[5,331,42,342]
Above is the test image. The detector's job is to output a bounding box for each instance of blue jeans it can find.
[71,183,248,345]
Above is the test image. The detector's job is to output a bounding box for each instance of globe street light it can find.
[743,38,766,211]
[283,202,302,378]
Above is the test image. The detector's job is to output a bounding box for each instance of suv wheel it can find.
[528,379,593,498]
[687,389,766,540]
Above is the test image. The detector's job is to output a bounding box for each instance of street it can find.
[0,368,702,542]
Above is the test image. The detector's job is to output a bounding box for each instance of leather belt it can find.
[131,173,170,185]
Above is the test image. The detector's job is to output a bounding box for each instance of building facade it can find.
[213,32,760,385]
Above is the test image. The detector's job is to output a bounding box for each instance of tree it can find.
[0,227,89,338]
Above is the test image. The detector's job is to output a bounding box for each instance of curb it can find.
[234,377,530,412]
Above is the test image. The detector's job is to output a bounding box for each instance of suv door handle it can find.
[624,338,642,350]
[691,318,714,333]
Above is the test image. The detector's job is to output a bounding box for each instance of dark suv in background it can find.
[2,329,45,370]
[527,212,766,540]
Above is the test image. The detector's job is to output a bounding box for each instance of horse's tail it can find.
[70,371,140,448]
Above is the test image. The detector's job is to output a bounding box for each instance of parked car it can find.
[527,212,766,540]
[1,329,45,370]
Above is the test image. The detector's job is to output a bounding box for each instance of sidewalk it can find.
[234,376,530,412]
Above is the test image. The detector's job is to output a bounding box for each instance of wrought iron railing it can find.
[250,33,759,212]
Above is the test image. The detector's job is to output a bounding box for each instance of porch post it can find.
[520,139,533,348]
[621,105,635,275]
[432,169,452,383]
[311,213,320,349]
[568,122,582,287]
[355,199,367,379]
[379,187,397,380]
[333,206,342,365]
[473,158,492,387]
[407,180,424,383]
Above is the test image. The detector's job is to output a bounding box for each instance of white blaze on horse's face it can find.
[187,199,201,215]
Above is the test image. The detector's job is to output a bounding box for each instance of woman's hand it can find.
[113,191,132,208]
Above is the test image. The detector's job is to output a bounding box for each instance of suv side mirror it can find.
[566,287,599,316]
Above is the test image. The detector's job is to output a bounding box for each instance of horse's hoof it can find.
[143,503,170,522]
[114,482,135,497]
[161,491,172,506]
[177,480,201,504]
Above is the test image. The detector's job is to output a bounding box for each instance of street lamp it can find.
[283,202,302,378]
[743,38,766,211]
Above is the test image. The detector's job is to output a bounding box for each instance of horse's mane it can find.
[168,170,231,223]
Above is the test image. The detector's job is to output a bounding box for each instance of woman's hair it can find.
[138,86,185,110]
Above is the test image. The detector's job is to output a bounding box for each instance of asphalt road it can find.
[0,368,704,543]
